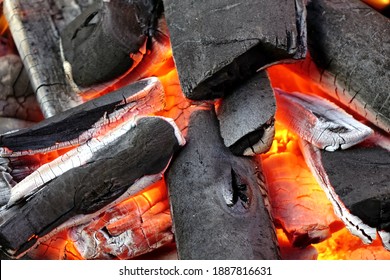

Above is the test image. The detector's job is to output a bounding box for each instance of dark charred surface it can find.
[163,0,306,100]
[61,0,163,87]
[0,117,181,257]
[216,71,275,155]
[306,0,390,132]
[320,146,390,231]
[166,109,279,260]
[0,79,153,153]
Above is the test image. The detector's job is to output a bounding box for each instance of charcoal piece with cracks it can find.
[3,0,83,118]
[301,141,390,251]
[163,0,306,100]
[61,0,164,87]
[0,116,184,258]
[320,146,390,234]
[305,0,390,133]
[166,109,279,260]
[0,77,164,155]
[216,71,275,156]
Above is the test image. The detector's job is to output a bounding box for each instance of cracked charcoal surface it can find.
[306,0,390,133]
[216,71,275,155]
[167,109,279,260]
[320,146,390,231]
[163,0,306,100]
[0,117,181,257]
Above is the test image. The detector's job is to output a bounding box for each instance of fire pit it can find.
[0,0,389,260]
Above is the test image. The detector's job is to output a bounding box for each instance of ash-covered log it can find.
[61,0,163,87]
[216,71,275,156]
[163,0,307,100]
[0,116,184,258]
[3,0,83,118]
[166,109,279,260]
[304,0,390,133]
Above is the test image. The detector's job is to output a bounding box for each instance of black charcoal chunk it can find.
[166,109,279,260]
[163,0,306,100]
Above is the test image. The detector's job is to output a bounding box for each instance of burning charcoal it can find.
[163,0,307,100]
[0,115,185,258]
[0,118,35,135]
[300,0,390,133]
[274,88,373,151]
[261,123,343,248]
[166,109,279,260]
[61,0,163,87]
[3,0,83,118]
[69,180,174,260]
[0,77,165,156]
[301,140,390,251]
[0,54,42,122]
[216,71,275,156]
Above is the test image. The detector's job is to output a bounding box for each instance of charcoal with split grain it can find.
[3,0,82,118]
[305,0,390,133]
[320,146,390,234]
[163,0,307,100]
[61,0,163,87]
[167,109,279,260]
[0,116,183,258]
[0,77,164,154]
[216,71,275,156]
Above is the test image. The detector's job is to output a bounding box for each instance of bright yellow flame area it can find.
[362,0,390,11]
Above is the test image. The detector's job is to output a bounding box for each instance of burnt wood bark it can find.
[163,0,306,100]
[0,116,183,258]
[305,0,390,133]
[216,71,275,156]
[320,146,390,233]
[166,109,279,260]
[3,0,83,118]
[61,0,163,87]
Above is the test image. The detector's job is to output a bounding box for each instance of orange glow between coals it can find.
[362,0,390,11]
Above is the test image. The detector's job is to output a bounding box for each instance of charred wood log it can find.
[0,116,184,258]
[3,0,83,118]
[303,0,390,133]
[301,140,390,251]
[163,0,307,100]
[61,0,164,87]
[0,77,165,156]
[216,71,275,156]
[166,109,279,260]
[274,88,373,151]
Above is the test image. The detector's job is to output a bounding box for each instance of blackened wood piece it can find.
[3,0,82,118]
[61,0,163,87]
[166,109,279,260]
[216,71,275,156]
[0,117,181,257]
[320,146,390,232]
[163,0,306,100]
[306,0,390,133]
[0,78,158,153]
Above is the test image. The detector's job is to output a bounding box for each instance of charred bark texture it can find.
[61,0,163,87]
[166,109,279,260]
[3,0,82,118]
[306,0,390,133]
[163,0,306,100]
[0,117,182,258]
[320,146,390,232]
[216,71,275,156]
